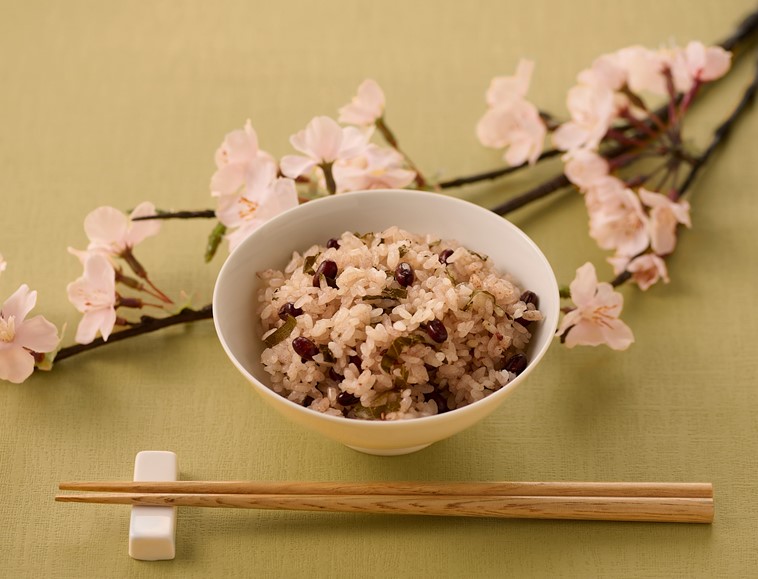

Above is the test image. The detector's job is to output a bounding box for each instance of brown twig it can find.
[492,173,572,215]
[676,50,758,200]
[132,210,216,221]
[53,305,213,363]
[720,8,758,51]
[437,149,562,189]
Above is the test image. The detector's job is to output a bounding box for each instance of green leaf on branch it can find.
[205,221,226,263]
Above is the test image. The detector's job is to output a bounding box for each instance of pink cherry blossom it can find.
[584,175,627,215]
[216,158,299,252]
[0,253,6,277]
[552,83,615,152]
[214,119,262,168]
[83,202,161,256]
[588,186,650,257]
[477,99,546,166]
[670,42,731,92]
[563,150,609,190]
[211,120,276,198]
[558,262,634,350]
[616,46,667,95]
[338,80,386,126]
[577,53,627,91]
[0,284,59,383]
[333,144,416,192]
[608,254,670,291]
[639,189,691,255]
[485,59,534,105]
[477,60,546,166]
[67,254,118,344]
[280,116,370,179]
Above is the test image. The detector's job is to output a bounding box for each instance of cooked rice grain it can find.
[258,227,542,420]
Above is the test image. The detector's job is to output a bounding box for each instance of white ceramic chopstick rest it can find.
[128,451,178,561]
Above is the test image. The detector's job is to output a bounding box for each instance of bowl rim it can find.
[212,189,559,429]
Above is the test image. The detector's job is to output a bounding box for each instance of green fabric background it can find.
[1,1,757,577]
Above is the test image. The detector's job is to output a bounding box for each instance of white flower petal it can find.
[244,157,279,198]
[126,202,161,248]
[280,155,317,179]
[0,346,35,383]
[214,119,260,167]
[563,320,606,348]
[303,116,343,162]
[14,315,59,353]
[552,122,589,152]
[338,79,385,125]
[211,163,247,197]
[1,284,36,323]
[75,308,116,344]
[84,207,129,253]
[84,254,116,293]
[485,59,534,106]
[569,262,600,309]
[600,318,635,350]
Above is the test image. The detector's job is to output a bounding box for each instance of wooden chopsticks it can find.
[56,481,714,523]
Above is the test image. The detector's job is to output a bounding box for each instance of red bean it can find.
[438,249,454,264]
[395,262,415,287]
[425,320,448,343]
[278,302,303,320]
[516,291,539,327]
[520,290,539,307]
[504,353,528,375]
[292,337,319,361]
[337,391,359,406]
[326,238,340,249]
[313,260,338,288]
[349,355,362,369]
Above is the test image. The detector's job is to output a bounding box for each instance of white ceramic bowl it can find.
[213,190,559,455]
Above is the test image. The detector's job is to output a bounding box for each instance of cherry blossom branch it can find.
[490,136,649,215]
[492,173,572,215]
[609,50,758,288]
[610,270,633,287]
[130,7,758,228]
[676,50,758,200]
[125,9,758,222]
[450,8,758,199]
[132,210,216,221]
[721,8,758,52]
[437,149,563,189]
[53,305,213,363]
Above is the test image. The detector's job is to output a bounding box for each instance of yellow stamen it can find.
[238,198,259,220]
[0,315,16,343]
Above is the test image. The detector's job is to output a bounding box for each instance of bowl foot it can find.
[345,443,432,456]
